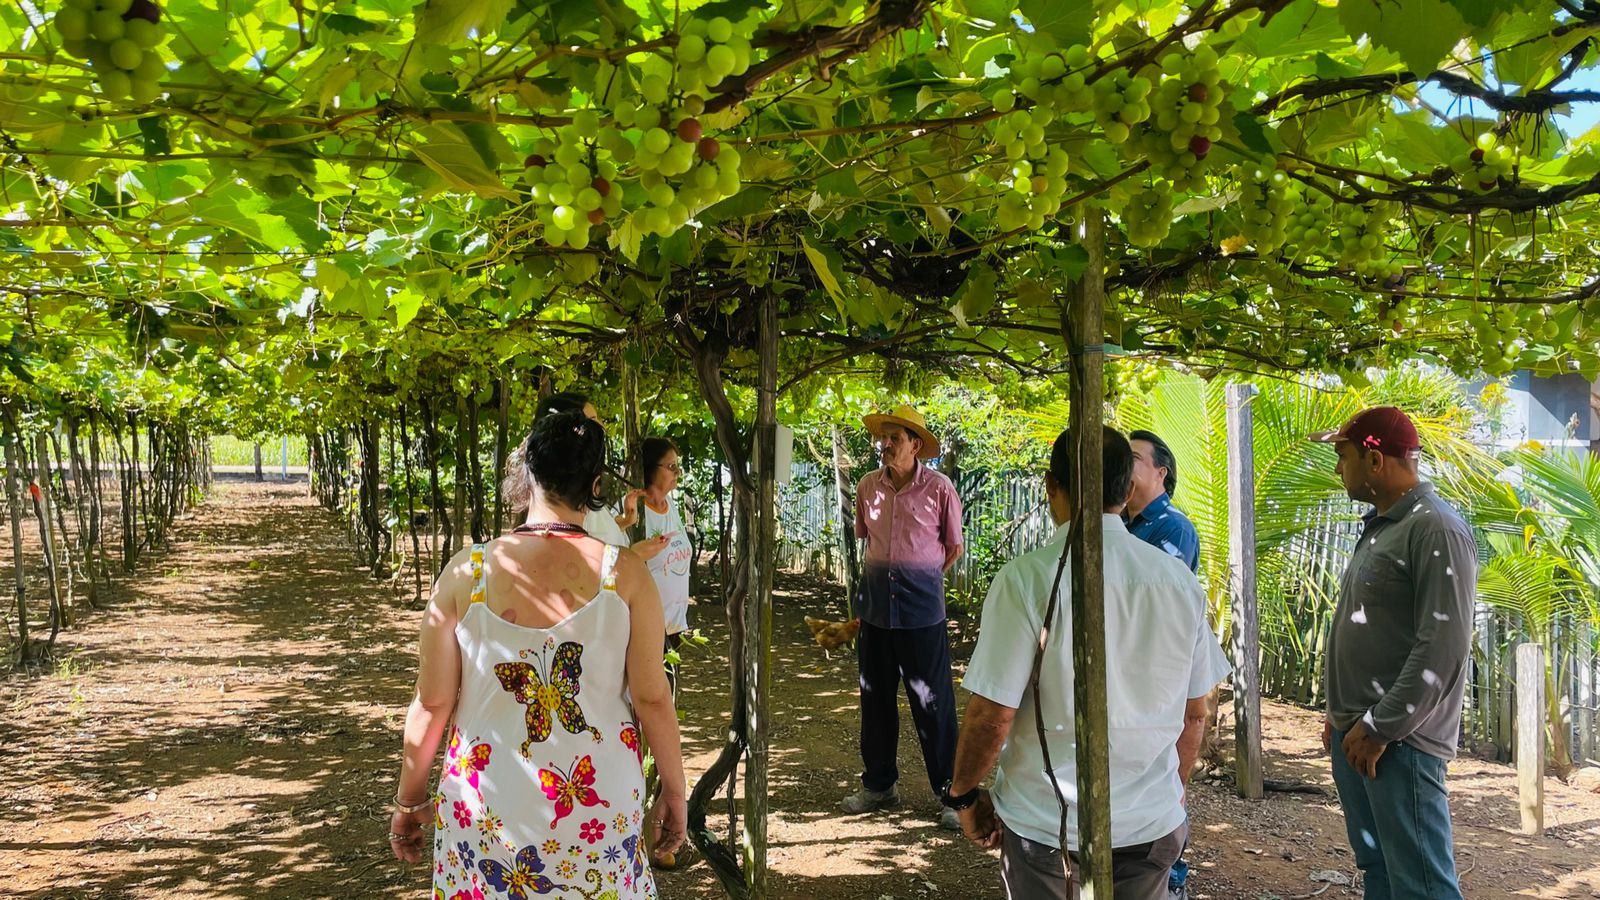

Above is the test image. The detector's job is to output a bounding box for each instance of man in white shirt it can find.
[945,426,1231,899]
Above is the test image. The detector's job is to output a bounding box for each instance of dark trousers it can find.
[1001,821,1188,900]
[858,620,958,796]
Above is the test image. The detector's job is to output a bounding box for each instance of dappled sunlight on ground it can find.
[1,479,1596,898]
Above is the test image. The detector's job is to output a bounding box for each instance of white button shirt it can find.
[963,514,1232,850]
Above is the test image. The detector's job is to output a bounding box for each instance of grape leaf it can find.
[414,0,514,44]
[954,266,997,327]
[407,124,516,199]
[816,166,863,198]
[188,188,299,250]
[136,116,170,157]
[1236,0,1345,58]
[323,12,380,34]
[801,235,847,304]
[614,217,643,262]
[318,62,358,114]
[1232,111,1276,156]
[686,0,768,21]
[1017,0,1091,46]
[1337,0,1465,76]
[699,186,774,223]
[955,0,1012,22]
[1442,0,1500,28]
[391,288,425,328]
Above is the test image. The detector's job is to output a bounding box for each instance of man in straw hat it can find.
[843,404,966,831]
[1311,406,1475,900]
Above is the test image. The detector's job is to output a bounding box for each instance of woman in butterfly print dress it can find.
[389,412,686,900]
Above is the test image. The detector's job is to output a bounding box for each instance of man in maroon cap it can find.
[1310,407,1475,900]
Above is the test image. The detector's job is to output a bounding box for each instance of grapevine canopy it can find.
[2,0,1600,426]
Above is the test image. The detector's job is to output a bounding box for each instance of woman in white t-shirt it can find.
[634,437,694,645]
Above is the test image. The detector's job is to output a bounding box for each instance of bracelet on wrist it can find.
[940,780,980,811]
[394,795,431,814]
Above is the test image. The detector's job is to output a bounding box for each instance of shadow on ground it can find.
[1,480,1596,899]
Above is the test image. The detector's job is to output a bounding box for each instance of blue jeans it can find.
[1330,728,1463,900]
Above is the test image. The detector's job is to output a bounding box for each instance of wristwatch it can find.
[940,780,980,811]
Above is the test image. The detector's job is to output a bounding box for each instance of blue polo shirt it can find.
[1125,493,1200,573]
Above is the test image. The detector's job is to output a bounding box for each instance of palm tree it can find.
[1475,535,1589,777]
[1030,366,1491,704]
[1475,447,1600,776]
[1016,366,1600,770]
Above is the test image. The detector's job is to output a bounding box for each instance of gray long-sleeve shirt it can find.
[1326,482,1477,760]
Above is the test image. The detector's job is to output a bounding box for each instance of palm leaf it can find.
[1476,549,1588,640]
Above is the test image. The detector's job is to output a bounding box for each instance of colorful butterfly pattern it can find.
[446,730,493,792]
[621,833,645,883]
[478,843,565,898]
[538,755,611,828]
[433,544,655,898]
[495,641,601,756]
[618,723,641,764]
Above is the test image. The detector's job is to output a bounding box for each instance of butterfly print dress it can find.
[433,543,656,900]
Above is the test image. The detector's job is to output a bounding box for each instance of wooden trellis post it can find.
[1517,642,1545,835]
[744,288,779,896]
[1227,383,1264,800]
[4,432,29,659]
[32,433,65,634]
[1065,210,1113,898]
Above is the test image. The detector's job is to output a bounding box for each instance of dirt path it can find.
[3,480,1598,898]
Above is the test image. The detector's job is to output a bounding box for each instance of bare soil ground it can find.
[2,480,1598,899]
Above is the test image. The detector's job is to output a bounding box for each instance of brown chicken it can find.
[804,615,861,656]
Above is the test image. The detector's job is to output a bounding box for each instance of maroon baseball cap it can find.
[1309,406,1421,458]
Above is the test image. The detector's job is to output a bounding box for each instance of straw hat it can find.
[862,404,941,459]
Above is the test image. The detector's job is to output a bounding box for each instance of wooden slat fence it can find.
[771,464,1600,767]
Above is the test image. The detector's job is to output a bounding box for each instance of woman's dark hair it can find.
[536,391,590,420]
[524,410,607,512]
[641,437,678,489]
[1049,426,1135,511]
[1128,429,1179,498]
[502,391,594,512]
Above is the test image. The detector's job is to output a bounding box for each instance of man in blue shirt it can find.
[1126,430,1200,574]
[1126,429,1203,898]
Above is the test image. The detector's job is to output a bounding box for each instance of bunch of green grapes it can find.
[985,44,1098,172]
[989,106,1056,161]
[1132,45,1224,188]
[617,101,699,178]
[996,147,1072,231]
[666,14,755,99]
[1119,182,1175,247]
[992,45,1094,119]
[1375,295,1414,334]
[1092,69,1153,145]
[1449,131,1516,193]
[514,11,761,248]
[1235,165,1292,252]
[1282,184,1334,255]
[55,0,165,102]
[530,70,744,245]
[631,143,742,237]
[1049,44,1096,111]
[523,134,622,249]
[1335,200,1401,278]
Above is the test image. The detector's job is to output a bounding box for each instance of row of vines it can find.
[2,402,209,664]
